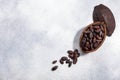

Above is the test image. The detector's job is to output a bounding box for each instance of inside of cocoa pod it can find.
[80,22,106,53]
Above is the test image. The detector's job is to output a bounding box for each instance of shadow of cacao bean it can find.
[73,27,88,56]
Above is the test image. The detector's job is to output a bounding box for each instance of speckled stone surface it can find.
[0,0,120,80]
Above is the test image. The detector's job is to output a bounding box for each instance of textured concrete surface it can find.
[0,0,120,80]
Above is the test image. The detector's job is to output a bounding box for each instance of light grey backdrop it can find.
[0,0,120,80]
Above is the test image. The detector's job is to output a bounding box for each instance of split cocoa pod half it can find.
[93,4,115,36]
[80,22,106,53]
[80,4,115,53]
